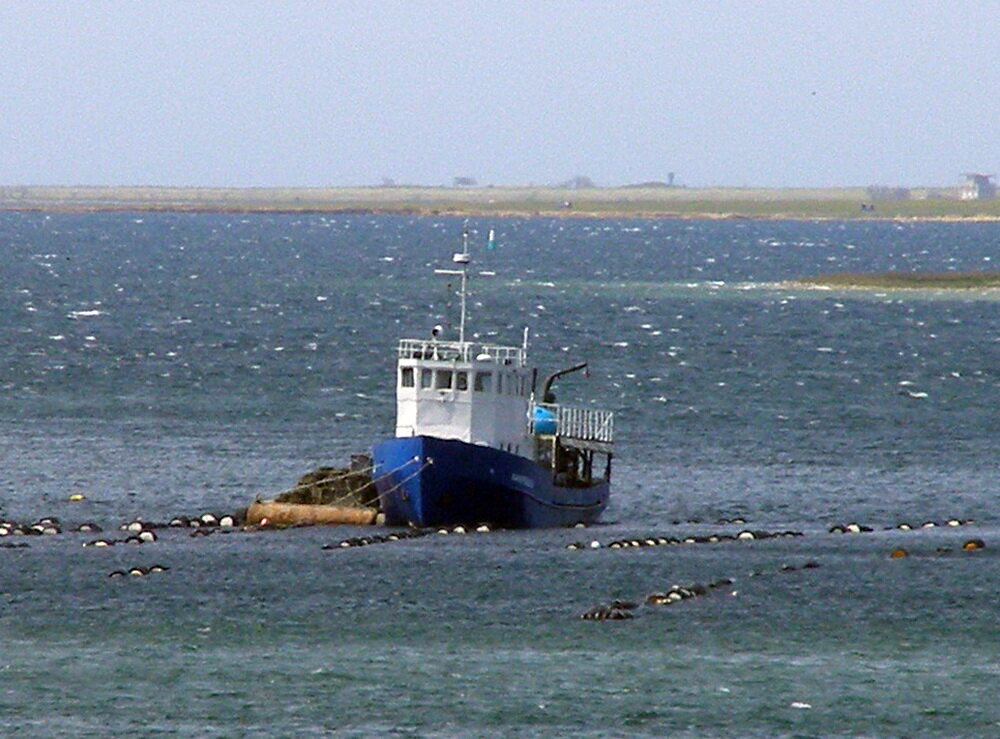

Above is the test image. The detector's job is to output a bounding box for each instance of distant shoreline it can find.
[788,272,1000,291]
[2,185,999,221]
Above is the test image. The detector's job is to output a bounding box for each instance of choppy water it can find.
[1,213,997,736]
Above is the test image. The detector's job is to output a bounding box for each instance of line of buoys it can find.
[82,538,116,548]
[1,509,252,543]
[321,523,493,550]
[646,579,737,604]
[434,523,493,534]
[0,518,63,536]
[0,519,110,536]
[580,604,635,621]
[83,530,157,548]
[565,539,603,550]
[580,560,825,621]
[889,518,975,531]
[2,512,245,539]
[124,511,243,531]
[829,518,977,534]
[581,577,738,621]
[736,529,804,540]
[108,564,171,579]
[120,519,156,532]
[566,529,803,551]
[889,538,986,557]
[188,515,260,538]
[828,522,873,534]
[322,529,432,549]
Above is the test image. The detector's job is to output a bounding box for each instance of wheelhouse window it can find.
[456,371,468,391]
[474,371,492,392]
[420,369,433,389]
[400,367,414,388]
[435,370,453,390]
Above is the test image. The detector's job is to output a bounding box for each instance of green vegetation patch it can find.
[797,272,1000,289]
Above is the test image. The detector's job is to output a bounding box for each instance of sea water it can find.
[0,213,997,736]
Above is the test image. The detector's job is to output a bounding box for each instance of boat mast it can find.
[457,227,470,344]
[435,225,472,344]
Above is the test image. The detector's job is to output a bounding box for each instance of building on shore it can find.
[961,173,997,200]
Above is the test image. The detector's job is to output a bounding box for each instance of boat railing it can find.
[534,403,614,445]
[398,339,525,366]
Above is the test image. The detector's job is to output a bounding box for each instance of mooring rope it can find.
[270,464,376,501]
[370,457,432,504]
[314,485,377,510]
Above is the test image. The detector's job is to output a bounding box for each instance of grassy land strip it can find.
[796,272,1000,289]
[1,185,999,220]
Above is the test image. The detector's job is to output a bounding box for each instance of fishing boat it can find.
[372,228,613,528]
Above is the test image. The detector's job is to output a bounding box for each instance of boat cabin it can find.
[394,335,614,489]
[394,338,534,457]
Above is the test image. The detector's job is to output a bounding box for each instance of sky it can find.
[2,1,997,189]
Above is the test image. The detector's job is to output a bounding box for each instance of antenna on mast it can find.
[435,222,473,344]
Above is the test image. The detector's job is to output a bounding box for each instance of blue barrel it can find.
[532,406,557,434]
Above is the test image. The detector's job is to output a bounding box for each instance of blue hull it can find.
[372,436,609,528]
